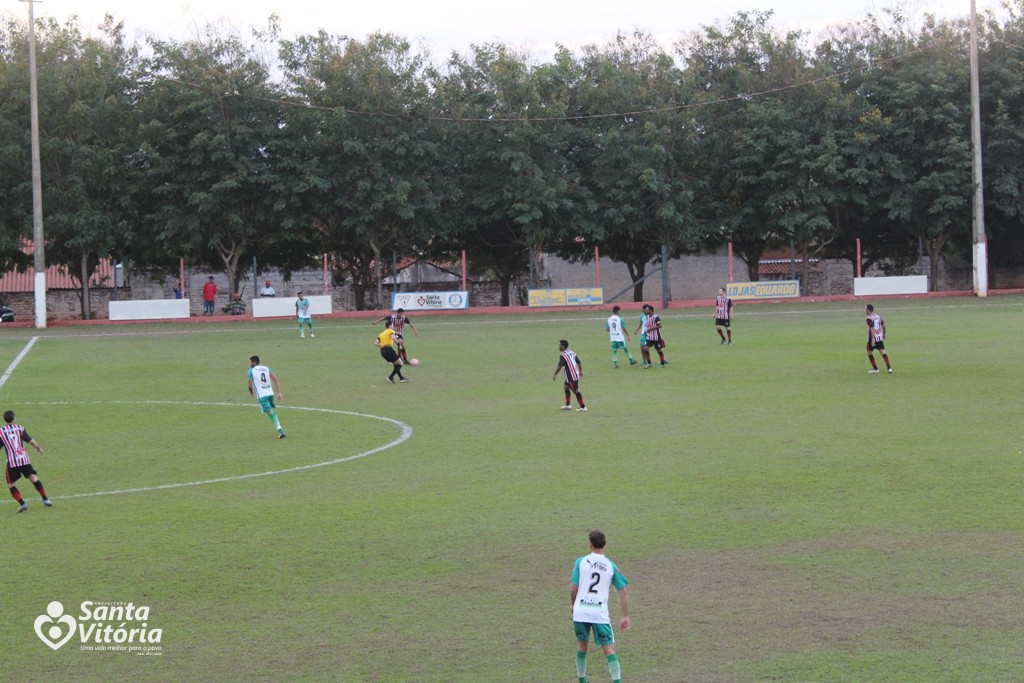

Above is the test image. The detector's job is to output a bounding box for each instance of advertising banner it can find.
[528,288,604,307]
[391,291,469,311]
[726,281,800,301]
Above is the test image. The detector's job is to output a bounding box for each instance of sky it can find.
[8,0,998,60]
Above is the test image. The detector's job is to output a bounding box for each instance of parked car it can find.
[0,297,14,323]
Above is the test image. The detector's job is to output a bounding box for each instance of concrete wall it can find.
[0,254,991,322]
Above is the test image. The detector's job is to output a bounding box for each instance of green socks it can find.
[608,653,621,681]
[576,651,587,680]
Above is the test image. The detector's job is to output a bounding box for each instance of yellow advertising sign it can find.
[727,281,800,300]
[528,288,604,307]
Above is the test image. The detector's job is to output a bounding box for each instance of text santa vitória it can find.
[77,602,162,645]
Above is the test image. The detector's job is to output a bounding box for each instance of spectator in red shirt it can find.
[202,276,218,315]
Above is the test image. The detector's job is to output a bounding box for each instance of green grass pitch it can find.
[1,295,1022,682]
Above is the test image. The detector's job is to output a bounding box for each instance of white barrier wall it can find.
[109,299,191,321]
[854,276,928,296]
[252,295,332,318]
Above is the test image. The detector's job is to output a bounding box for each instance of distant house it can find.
[0,243,118,293]
[758,251,824,281]
[381,258,471,287]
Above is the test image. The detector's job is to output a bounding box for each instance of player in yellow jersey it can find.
[375,322,408,384]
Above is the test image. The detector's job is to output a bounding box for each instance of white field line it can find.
[3,400,411,503]
[0,336,39,390]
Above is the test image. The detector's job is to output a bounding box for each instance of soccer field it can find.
[1,296,1022,682]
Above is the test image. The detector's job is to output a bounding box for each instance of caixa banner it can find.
[390,291,469,311]
[726,280,800,301]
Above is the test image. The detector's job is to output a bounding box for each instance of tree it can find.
[862,15,973,288]
[279,31,443,309]
[684,12,828,281]
[137,24,294,298]
[979,2,1024,277]
[438,44,580,305]
[0,15,140,318]
[566,31,701,302]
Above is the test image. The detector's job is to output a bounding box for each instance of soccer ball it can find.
[408,358,420,366]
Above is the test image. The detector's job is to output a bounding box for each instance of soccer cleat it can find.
[310,333,315,338]
[386,377,395,384]
[399,378,410,383]
[661,360,669,367]
[721,338,726,344]
[869,369,880,374]
[728,340,732,346]
[299,333,304,339]
[888,368,893,374]
[278,432,286,439]
[577,406,587,412]
[43,498,53,507]
[561,405,572,410]
[629,358,637,365]
[17,503,27,513]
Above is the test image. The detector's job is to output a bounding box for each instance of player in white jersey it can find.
[2,410,51,512]
[247,356,286,438]
[605,306,637,368]
[570,530,630,683]
[295,292,314,338]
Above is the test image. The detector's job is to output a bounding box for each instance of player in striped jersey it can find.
[865,304,893,374]
[552,339,587,412]
[714,288,733,345]
[642,305,669,368]
[371,308,419,364]
[2,410,51,512]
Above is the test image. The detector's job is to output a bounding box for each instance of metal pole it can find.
[661,243,669,309]
[970,0,989,296]
[25,0,46,327]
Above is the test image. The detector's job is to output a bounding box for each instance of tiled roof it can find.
[0,257,116,293]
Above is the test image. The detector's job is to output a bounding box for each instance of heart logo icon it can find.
[34,601,77,651]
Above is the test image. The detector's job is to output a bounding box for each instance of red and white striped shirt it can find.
[389,314,408,335]
[0,423,32,468]
[645,315,662,342]
[715,295,732,320]
[558,350,581,382]
[866,313,885,343]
